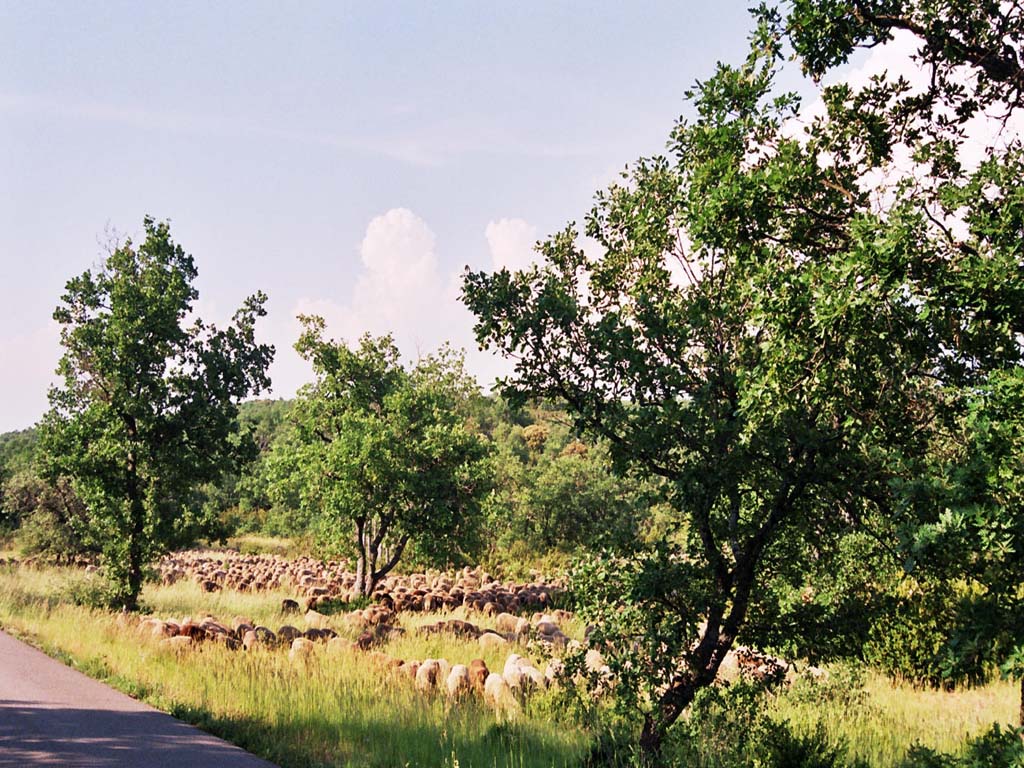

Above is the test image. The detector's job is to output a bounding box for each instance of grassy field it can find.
[771,670,1017,765]
[0,561,1017,767]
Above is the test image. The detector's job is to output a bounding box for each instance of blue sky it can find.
[1,1,785,432]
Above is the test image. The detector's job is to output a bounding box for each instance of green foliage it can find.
[40,217,273,609]
[899,725,1024,768]
[0,428,40,532]
[759,722,859,768]
[463,0,1024,755]
[786,662,868,710]
[862,583,990,690]
[666,681,862,768]
[671,681,773,767]
[745,530,902,664]
[483,403,651,558]
[270,318,492,595]
[3,471,94,563]
[898,367,1024,691]
[57,569,117,610]
[0,428,38,478]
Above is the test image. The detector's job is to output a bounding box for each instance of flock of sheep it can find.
[137,550,608,712]
[134,549,792,712]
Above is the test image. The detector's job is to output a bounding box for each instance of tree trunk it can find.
[355,554,367,596]
[354,518,369,596]
[636,559,758,764]
[638,714,665,766]
[370,534,409,595]
[120,493,146,612]
[638,677,703,765]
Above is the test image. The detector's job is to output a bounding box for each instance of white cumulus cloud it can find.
[485,218,538,272]
[270,209,544,397]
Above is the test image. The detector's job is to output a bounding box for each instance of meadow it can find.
[0,555,1016,768]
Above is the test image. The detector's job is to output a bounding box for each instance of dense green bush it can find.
[483,404,653,558]
[862,584,989,690]
[898,725,1024,768]
[666,681,863,768]
[786,663,868,710]
[5,472,95,563]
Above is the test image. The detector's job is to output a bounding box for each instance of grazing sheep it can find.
[160,635,193,653]
[535,621,560,636]
[253,626,277,645]
[545,658,565,686]
[518,664,546,691]
[495,613,520,633]
[399,661,420,680]
[326,637,356,654]
[416,659,441,692]
[304,609,329,629]
[436,658,452,683]
[446,665,472,699]
[289,637,315,662]
[468,658,490,691]
[479,632,508,651]
[584,649,607,675]
[483,672,518,714]
[503,654,525,677]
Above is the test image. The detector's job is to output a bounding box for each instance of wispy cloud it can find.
[0,90,614,167]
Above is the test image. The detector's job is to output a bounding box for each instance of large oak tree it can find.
[270,317,492,596]
[42,218,273,610]
[463,2,1023,757]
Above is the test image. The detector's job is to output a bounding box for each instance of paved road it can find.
[0,629,278,767]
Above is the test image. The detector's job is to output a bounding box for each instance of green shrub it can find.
[18,505,92,564]
[960,724,1024,768]
[760,722,860,768]
[57,571,116,610]
[898,725,1024,768]
[787,663,868,709]
[864,589,956,689]
[897,745,956,768]
[668,680,771,767]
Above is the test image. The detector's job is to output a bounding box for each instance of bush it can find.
[58,570,116,609]
[10,473,94,564]
[670,681,771,767]
[960,725,1024,768]
[786,663,868,710]
[898,725,1024,768]
[864,588,958,689]
[760,722,861,768]
[665,681,865,768]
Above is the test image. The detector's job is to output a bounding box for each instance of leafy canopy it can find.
[42,217,273,608]
[270,317,492,595]
[463,1,1024,753]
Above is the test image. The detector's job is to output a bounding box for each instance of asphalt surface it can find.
[0,629,279,767]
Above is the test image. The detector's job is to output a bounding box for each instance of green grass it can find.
[0,565,587,768]
[0,562,1017,767]
[771,671,1018,766]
